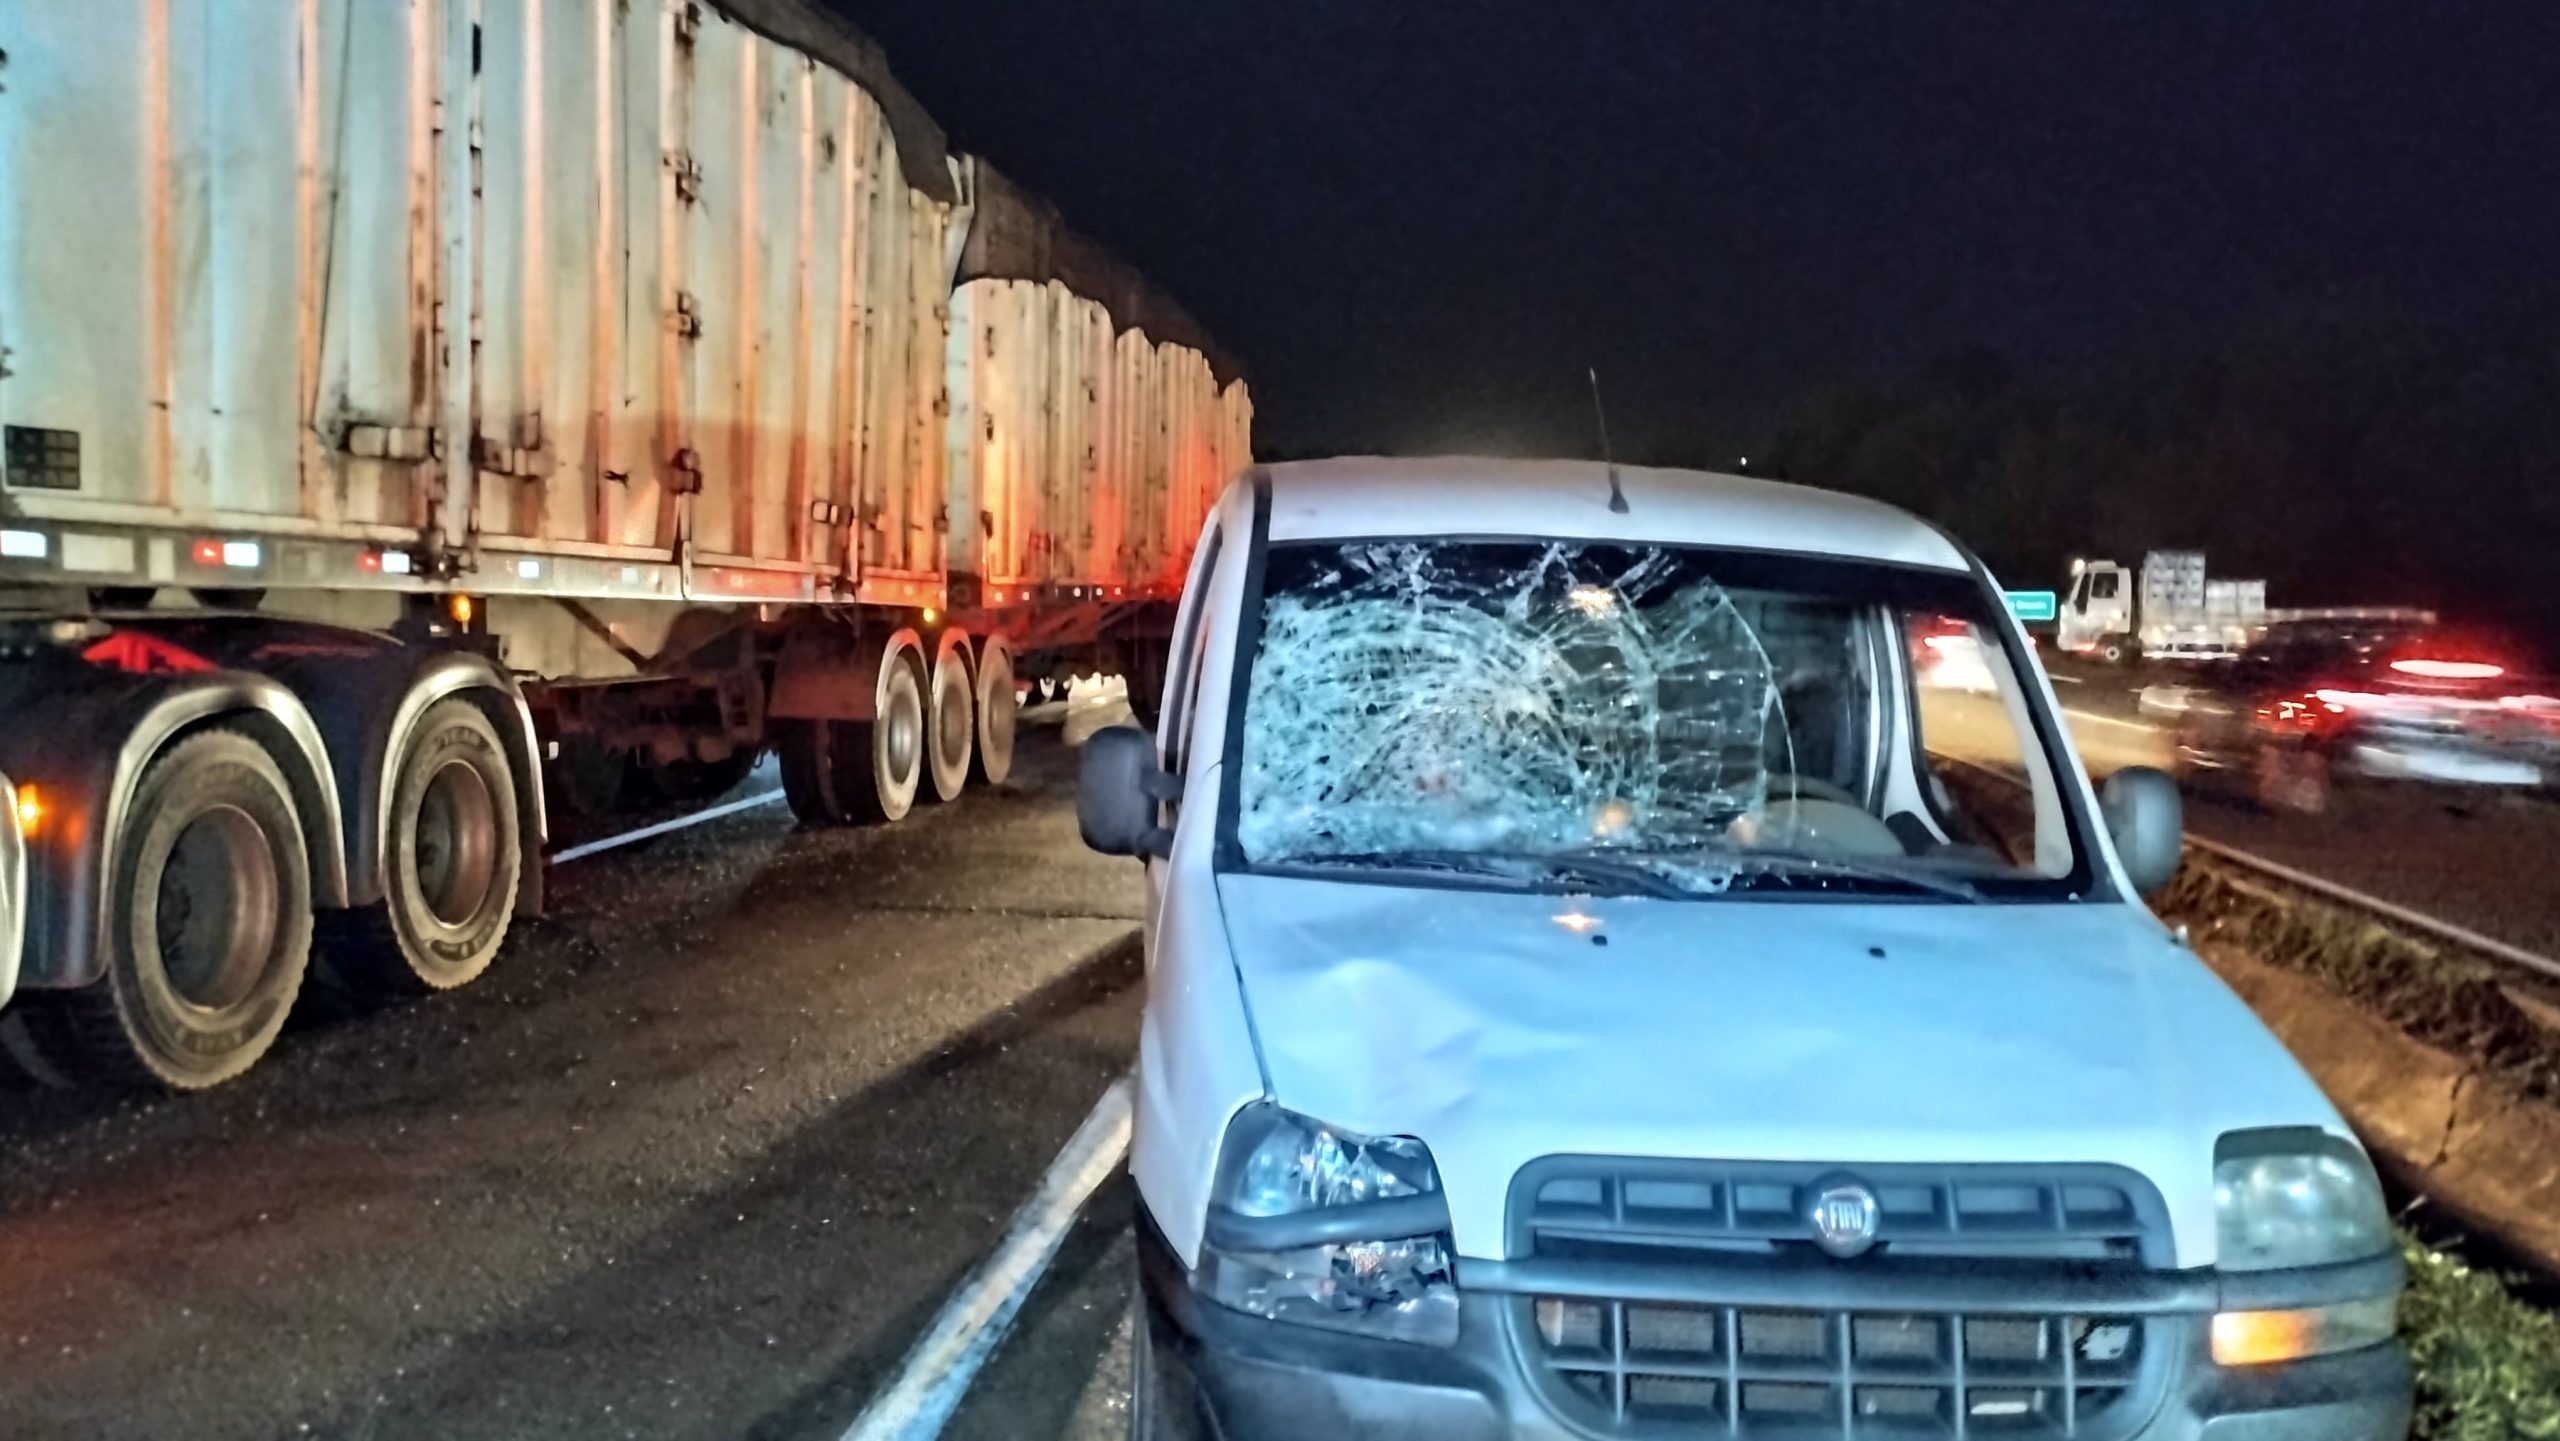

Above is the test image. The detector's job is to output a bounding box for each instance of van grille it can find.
[1523,1297,2151,1437]
[1517,1161,2159,1265]
[1506,1159,2176,1439]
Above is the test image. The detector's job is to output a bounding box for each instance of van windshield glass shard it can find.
[1231,540,2092,899]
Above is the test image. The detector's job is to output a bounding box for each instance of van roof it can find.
[1255,457,1972,572]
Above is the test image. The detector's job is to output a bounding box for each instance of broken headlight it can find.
[1198,1104,1461,1345]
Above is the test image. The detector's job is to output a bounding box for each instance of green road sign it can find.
[2005,589,2059,623]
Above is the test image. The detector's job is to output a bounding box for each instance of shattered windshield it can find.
[1232,540,2091,900]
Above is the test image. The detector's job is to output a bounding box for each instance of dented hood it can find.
[1213,872,2344,1269]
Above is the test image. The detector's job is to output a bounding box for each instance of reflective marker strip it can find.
[547,789,788,863]
[222,540,261,568]
[0,530,46,559]
[840,1078,1135,1441]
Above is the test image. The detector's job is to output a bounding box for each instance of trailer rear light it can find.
[0,529,46,559]
[14,783,42,837]
[357,549,414,576]
[515,558,543,580]
[192,539,260,569]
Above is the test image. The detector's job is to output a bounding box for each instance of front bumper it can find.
[1136,1219,2411,1441]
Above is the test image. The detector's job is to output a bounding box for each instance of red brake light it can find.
[2390,658,2502,680]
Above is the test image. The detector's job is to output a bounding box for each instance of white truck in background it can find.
[2059,552,2266,664]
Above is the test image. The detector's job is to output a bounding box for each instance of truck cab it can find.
[1082,459,2410,1441]
[2059,558,2135,661]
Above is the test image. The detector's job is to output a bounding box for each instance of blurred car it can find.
[1909,613,2000,692]
[2173,617,2553,812]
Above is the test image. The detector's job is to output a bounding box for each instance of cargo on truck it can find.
[0,0,1249,1087]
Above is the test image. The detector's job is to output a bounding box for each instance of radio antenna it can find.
[1588,367,1630,514]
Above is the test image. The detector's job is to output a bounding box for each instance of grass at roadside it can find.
[2161,859,2560,1106]
[2401,1232,2560,1439]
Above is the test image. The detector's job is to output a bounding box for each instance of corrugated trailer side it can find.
[0,2,1251,1091]
[0,0,967,608]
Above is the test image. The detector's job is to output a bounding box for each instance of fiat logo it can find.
[1806,1176,1883,1258]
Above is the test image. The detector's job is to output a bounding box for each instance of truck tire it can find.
[325,697,522,995]
[776,646,926,826]
[852,651,927,823]
[973,635,1016,787]
[925,630,975,804]
[59,729,313,1089]
[778,718,855,825]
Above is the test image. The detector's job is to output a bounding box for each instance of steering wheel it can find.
[1765,772,1863,808]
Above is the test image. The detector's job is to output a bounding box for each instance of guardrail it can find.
[2182,833,2560,986]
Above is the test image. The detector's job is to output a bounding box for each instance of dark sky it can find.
[841,0,2560,463]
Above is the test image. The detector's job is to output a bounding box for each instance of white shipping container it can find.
[1,0,1249,608]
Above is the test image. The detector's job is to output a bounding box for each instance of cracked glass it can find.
[1232,540,2086,900]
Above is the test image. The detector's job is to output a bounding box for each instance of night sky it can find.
[844,0,2560,466]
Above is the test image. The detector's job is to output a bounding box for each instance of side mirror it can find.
[2100,765,2183,899]
[1078,725,1179,859]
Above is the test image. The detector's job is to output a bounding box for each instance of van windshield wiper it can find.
[1724,850,1989,903]
[1280,848,1693,899]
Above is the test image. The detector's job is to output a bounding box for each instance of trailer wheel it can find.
[327,698,521,994]
[925,630,975,804]
[59,729,313,1090]
[778,719,854,825]
[851,649,927,823]
[973,635,1017,787]
[777,641,927,826]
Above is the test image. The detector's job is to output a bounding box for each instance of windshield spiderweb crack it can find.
[1237,542,1797,887]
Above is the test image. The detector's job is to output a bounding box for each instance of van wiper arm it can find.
[1284,848,1692,899]
[1729,850,1988,903]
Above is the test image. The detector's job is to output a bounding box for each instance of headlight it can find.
[2214,1132,2391,1271]
[1198,1104,1461,1345]
[2210,1130,2397,1367]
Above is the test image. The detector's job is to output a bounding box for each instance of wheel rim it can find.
[156,806,279,1012]
[415,758,499,927]
[884,669,924,787]
[937,668,972,768]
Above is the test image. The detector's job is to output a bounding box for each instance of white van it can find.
[1080,459,2409,1441]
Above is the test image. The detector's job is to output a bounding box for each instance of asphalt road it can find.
[2041,658,2560,961]
[6,666,2552,1441]
[0,691,1149,1441]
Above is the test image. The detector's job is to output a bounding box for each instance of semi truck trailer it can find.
[0,0,1250,1088]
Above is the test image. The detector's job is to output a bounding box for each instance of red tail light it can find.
[2391,658,2503,680]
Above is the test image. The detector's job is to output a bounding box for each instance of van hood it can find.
[1213,873,2344,1269]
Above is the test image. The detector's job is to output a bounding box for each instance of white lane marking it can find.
[549,789,789,863]
[2063,707,2159,734]
[841,1078,1135,1441]
[2048,672,2084,685]
[2183,834,2560,984]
